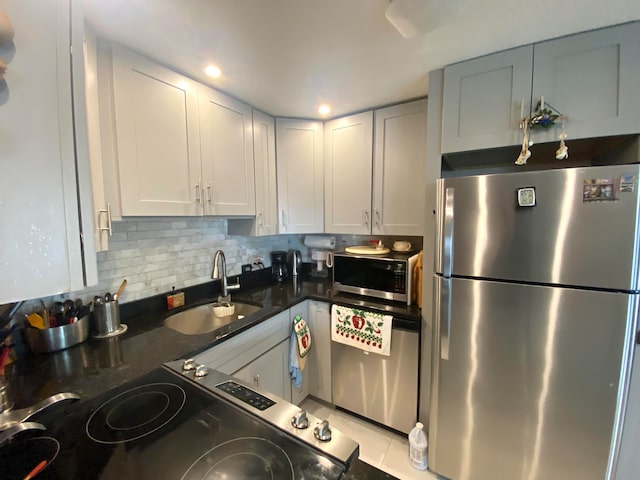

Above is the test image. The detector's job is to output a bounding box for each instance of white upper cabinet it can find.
[0,0,96,303]
[373,99,428,236]
[198,88,255,216]
[442,22,640,153]
[111,45,202,216]
[276,119,324,234]
[324,112,374,234]
[531,22,640,144]
[228,110,277,235]
[84,27,112,252]
[442,46,534,153]
[252,110,278,235]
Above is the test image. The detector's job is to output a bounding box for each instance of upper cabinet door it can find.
[324,111,373,234]
[252,110,277,235]
[442,45,534,153]
[373,99,428,236]
[84,27,110,253]
[198,88,256,216]
[111,46,202,216]
[276,119,324,234]
[532,22,640,144]
[0,0,92,302]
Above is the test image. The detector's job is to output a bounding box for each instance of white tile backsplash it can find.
[12,219,423,315]
[17,218,305,310]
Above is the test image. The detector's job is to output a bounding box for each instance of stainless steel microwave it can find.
[331,252,419,305]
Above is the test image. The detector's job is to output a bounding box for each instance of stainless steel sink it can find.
[163,301,263,335]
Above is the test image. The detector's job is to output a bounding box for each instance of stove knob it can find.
[194,364,209,378]
[183,359,196,371]
[313,420,332,442]
[291,410,309,429]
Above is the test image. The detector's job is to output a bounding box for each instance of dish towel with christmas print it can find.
[331,304,392,356]
[293,314,311,371]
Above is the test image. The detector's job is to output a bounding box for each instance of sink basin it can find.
[164,301,263,335]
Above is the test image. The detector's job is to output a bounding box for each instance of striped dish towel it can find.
[331,304,392,356]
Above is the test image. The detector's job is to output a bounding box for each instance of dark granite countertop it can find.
[4,269,421,408]
[3,269,417,480]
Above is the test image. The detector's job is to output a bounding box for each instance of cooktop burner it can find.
[86,383,186,444]
[14,366,353,479]
[182,437,294,480]
[0,436,60,479]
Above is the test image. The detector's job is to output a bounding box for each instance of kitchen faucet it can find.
[212,250,240,301]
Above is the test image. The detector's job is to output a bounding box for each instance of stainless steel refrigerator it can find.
[429,165,640,480]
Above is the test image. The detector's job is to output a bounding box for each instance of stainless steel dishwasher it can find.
[331,311,419,434]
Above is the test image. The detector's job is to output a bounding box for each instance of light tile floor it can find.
[301,398,440,480]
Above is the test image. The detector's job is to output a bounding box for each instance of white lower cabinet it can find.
[194,310,291,401]
[192,301,332,405]
[232,339,291,402]
[194,311,289,374]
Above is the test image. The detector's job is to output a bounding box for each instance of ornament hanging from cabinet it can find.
[515,96,569,165]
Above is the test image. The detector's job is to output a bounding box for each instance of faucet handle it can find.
[227,276,240,291]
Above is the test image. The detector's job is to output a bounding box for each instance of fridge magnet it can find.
[620,174,636,193]
[583,178,619,202]
[516,187,536,207]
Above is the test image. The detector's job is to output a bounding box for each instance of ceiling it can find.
[84,0,640,119]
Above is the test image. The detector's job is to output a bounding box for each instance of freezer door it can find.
[435,165,640,290]
[429,276,637,480]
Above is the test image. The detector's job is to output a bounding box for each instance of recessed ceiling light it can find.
[318,104,331,116]
[205,65,222,78]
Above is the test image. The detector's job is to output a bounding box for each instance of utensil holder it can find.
[93,300,123,338]
[25,315,90,353]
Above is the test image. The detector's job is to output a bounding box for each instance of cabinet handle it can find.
[254,374,260,387]
[374,208,381,226]
[98,203,112,236]
[281,209,287,230]
[363,208,370,227]
[106,203,112,236]
[195,182,201,204]
[207,181,213,204]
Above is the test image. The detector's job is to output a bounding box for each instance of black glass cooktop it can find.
[1,368,345,480]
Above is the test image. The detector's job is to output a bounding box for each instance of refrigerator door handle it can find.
[437,277,452,360]
[443,187,454,277]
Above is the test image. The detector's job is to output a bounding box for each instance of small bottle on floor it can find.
[408,422,428,471]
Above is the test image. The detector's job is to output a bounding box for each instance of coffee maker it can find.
[271,251,288,282]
